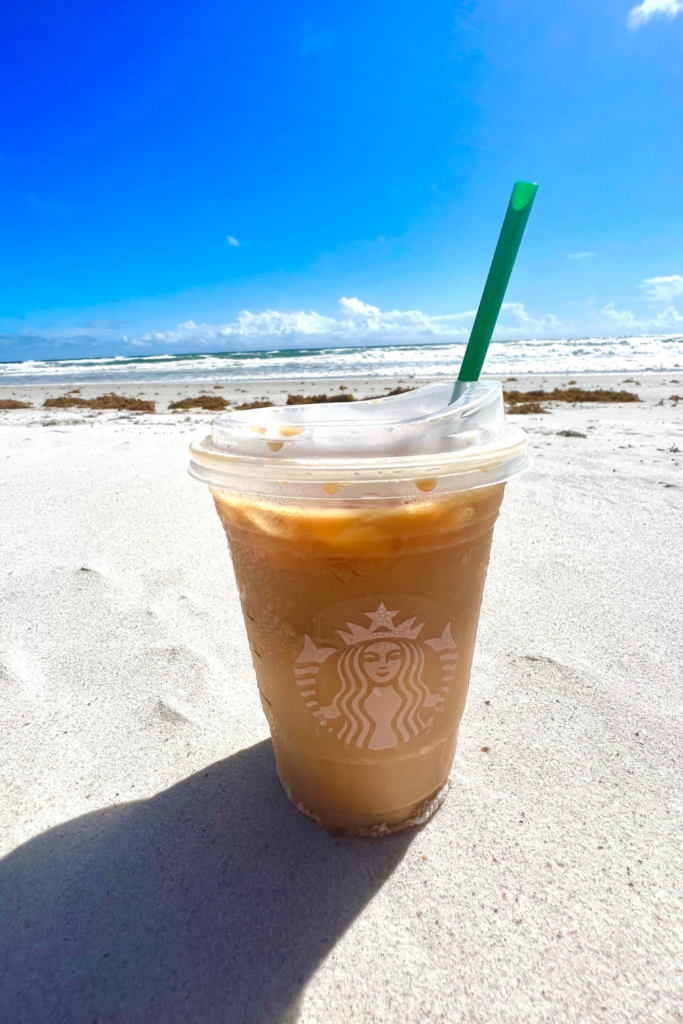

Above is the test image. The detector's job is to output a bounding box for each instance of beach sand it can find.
[1,372,682,1023]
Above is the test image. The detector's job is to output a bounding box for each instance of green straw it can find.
[451,181,538,402]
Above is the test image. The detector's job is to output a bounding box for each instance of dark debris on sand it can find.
[235,400,275,411]
[169,396,230,411]
[504,387,641,405]
[44,393,156,413]
[0,399,33,409]
[286,393,357,405]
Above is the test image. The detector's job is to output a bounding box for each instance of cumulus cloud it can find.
[594,275,683,330]
[627,0,683,29]
[652,304,683,326]
[599,303,641,329]
[132,297,575,352]
[498,303,564,334]
[133,294,683,354]
[2,290,682,364]
[600,300,683,328]
[640,275,683,302]
[226,236,240,247]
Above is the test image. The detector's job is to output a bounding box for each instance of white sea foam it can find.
[1,335,682,386]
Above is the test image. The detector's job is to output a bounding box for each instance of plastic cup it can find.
[190,382,529,834]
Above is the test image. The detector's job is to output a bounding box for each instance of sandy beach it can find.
[1,371,682,1023]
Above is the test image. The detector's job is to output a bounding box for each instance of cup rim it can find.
[189,429,528,484]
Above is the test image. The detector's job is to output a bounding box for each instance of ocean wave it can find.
[1,335,682,386]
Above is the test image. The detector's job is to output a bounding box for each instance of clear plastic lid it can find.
[189,381,530,498]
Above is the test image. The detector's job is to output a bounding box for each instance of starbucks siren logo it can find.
[294,602,458,750]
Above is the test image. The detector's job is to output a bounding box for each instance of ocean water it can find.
[1,335,682,386]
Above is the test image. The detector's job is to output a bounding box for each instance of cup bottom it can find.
[276,763,450,836]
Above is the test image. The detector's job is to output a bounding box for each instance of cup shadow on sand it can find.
[0,740,414,1024]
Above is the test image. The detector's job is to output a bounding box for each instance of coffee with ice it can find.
[190,382,529,833]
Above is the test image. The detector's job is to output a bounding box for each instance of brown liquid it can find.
[212,484,505,832]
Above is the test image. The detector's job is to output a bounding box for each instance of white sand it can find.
[1,373,682,1023]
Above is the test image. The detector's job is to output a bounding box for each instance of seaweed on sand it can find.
[168,396,229,411]
[504,387,640,405]
[86,394,155,412]
[286,393,357,405]
[235,400,275,411]
[44,393,156,413]
[43,395,83,409]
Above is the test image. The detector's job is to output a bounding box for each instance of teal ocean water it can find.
[1,335,682,386]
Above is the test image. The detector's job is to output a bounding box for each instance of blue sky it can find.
[1,0,682,361]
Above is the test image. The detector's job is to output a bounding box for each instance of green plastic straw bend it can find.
[451,181,538,403]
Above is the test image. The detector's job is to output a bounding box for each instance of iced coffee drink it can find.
[190,381,529,833]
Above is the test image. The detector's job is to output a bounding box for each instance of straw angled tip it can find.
[511,181,538,211]
[452,179,539,397]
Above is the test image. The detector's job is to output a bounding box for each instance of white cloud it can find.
[129,293,683,353]
[131,297,575,352]
[653,304,683,326]
[641,275,683,302]
[600,300,683,328]
[498,303,564,335]
[3,291,683,363]
[599,303,641,329]
[226,236,240,247]
[567,252,596,259]
[141,298,467,348]
[627,0,683,30]
[594,276,683,331]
